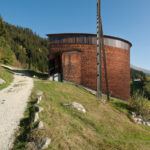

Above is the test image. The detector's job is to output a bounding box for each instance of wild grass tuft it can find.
[0,66,13,90]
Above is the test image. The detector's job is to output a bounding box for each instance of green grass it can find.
[146,76,150,81]
[14,80,150,150]
[0,66,13,90]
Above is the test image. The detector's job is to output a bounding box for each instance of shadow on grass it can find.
[111,100,131,113]
[2,65,49,80]
[13,99,38,149]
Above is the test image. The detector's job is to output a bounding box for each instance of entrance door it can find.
[55,54,63,81]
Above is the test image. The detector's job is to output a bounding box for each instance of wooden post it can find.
[101,25,110,101]
[96,0,102,98]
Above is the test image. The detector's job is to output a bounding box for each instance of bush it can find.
[129,93,150,121]
[144,81,150,99]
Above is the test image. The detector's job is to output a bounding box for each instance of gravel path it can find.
[0,74,33,150]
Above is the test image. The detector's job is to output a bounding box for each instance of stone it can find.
[142,121,146,125]
[131,112,136,117]
[137,120,142,125]
[133,117,142,124]
[39,107,44,112]
[138,115,142,119]
[62,103,70,107]
[26,142,37,150]
[38,121,44,129]
[137,118,142,122]
[71,102,86,113]
[37,96,42,104]
[0,78,6,85]
[34,113,39,122]
[41,138,51,150]
[49,76,53,81]
[36,91,43,97]
[37,137,51,150]
[33,75,36,78]
[132,112,150,127]
[133,117,138,123]
[146,122,150,126]
[39,96,42,101]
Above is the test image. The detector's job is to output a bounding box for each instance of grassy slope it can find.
[27,80,150,150]
[147,76,150,81]
[0,66,13,90]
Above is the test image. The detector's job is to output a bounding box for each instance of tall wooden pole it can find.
[96,0,102,98]
[101,25,110,101]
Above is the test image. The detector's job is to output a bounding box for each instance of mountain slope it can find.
[0,17,49,72]
[131,65,150,75]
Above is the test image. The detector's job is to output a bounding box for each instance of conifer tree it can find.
[0,16,7,38]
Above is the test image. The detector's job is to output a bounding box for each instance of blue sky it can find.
[0,0,150,69]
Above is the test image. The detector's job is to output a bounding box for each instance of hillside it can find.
[14,80,150,150]
[0,17,49,72]
[131,65,150,76]
[131,68,150,99]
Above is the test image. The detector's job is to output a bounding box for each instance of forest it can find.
[131,69,150,99]
[0,17,49,72]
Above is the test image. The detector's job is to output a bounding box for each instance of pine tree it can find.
[0,16,7,38]
[0,17,49,72]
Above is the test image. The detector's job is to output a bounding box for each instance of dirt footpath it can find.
[0,74,33,150]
